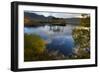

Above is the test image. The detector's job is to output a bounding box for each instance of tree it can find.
[24,34,46,61]
[72,14,90,59]
[80,14,90,27]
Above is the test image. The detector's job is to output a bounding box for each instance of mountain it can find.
[24,12,81,26]
[24,12,47,21]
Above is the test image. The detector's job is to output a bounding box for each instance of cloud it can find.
[25,11,83,18]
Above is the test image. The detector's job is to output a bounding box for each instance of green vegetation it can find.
[80,14,90,27]
[72,14,90,59]
[24,34,66,61]
[24,34,46,61]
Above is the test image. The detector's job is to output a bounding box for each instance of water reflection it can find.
[49,25,64,32]
[24,24,75,56]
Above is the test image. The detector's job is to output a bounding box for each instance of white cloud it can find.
[25,11,84,18]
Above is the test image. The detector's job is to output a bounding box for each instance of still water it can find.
[24,24,76,56]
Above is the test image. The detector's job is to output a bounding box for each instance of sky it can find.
[25,11,87,18]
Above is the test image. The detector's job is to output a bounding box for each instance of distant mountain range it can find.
[24,12,81,26]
